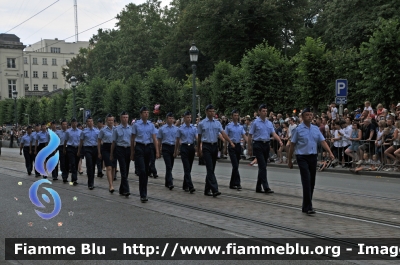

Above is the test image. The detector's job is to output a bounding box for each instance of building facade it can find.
[0,34,26,100]
[23,38,89,97]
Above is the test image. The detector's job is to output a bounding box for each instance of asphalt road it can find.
[1,148,398,265]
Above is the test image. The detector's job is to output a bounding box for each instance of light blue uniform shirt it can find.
[132,120,156,144]
[56,129,67,146]
[31,131,38,146]
[150,128,159,143]
[80,127,99,146]
[177,123,197,144]
[197,118,223,143]
[20,134,33,147]
[65,128,82,147]
[98,126,114,143]
[225,122,245,143]
[249,117,274,141]
[112,124,131,147]
[291,123,325,155]
[36,131,49,144]
[157,124,178,145]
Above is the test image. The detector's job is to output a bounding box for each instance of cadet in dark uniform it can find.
[157,112,178,190]
[19,127,33,175]
[111,111,131,197]
[63,118,81,185]
[175,110,197,193]
[131,107,159,202]
[98,114,117,193]
[35,123,50,178]
[55,119,68,181]
[96,118,105,178]
[148,121,159,178]
[288,107,334,214]
[197,104,234,197]
[225,109,248,190]
[78,116,99,190]
[30,124,40,177]
[247,104,283,193]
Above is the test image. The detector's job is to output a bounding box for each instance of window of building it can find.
[43,71,48,78]
[52,72,57,78]
[33,58,37,64]
[8,80,16,98]
[7,58,16,68]
[24,71,28,78]
[42,58,47,65]
[51,47,60,53]
[33,71,38,78]
[34,84,38,91]
[43,84,48,91]
[53,85,57,91]
[52,58,57,65]
[66,59,69,65]
[24,57,28,64]
[25,84,29,91]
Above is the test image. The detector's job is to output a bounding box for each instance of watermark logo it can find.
[29,179,61,219]
[30,130,61,219]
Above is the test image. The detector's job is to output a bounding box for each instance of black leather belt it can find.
[203,142,217,145]
[68,145,78,148]
[117,145,130,148]
[181,143,194,146]
[254,141,270,144]
[136,142,153,146]
[162,143,175,146]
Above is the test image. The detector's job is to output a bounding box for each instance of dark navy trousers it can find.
[180,144,195,190]
[116,146,131,194]
[84,146,98,187]
[228,143,242,187]
[296,154,318,212]
[135,143,153,197]
[162,144,175,187]
[253,141,270,191]
[202,143,219,193]
[23,146,33,174]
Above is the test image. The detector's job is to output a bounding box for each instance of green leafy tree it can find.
[292,37,334,111]
[358,18,400,106]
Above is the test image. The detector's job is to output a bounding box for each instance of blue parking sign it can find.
[336,79,348,97]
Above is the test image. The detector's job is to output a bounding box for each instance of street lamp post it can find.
[189,43,199,125]
[70,76,77,118]
[79,108,84,123]
[23,113,29,125]
[12,90,18,126]
[196,95,200,119]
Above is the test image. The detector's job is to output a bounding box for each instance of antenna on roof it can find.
[74,0,78,42]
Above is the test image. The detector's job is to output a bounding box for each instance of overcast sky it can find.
[0,0,170,46]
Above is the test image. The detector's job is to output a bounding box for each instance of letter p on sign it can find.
[336,79,348,97]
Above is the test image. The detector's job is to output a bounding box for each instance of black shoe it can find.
[204,191,213,196]
[43,176,47,179]
[73,181,78,186]
[305,209,316,215]
[52,178,58,181]
[89,186,94,190]
[153,174,159,179]
[113,176,117,180]
[122,192,130,197]
[230,186,238,189]
[35,174,40,177]
[79,171,83,175]
[63,179,68,183]
[97,173,103,178]
[183,188,189,192]
[168,185,174,190]
[212,191,221,197]
[28,172,31,175]
[265,188,274,193]
[109,189,114,193]
[140,197,148,203]
[255,190,264,193]
[189,188,196,194]
[237,185,242,190]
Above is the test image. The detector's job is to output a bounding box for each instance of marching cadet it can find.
[55,119,68,181]
[78,116,99,190]
[288,107,334,214]
[98,114,117,193]
[111,111,131,197]
[225,109,248,190]
[96,118,105,178]
[63,118,81,185]
[157,112,178,190]
[175,110,197,193]
[131,107,159,202]
[247,104,283,194]
[30,124,40,177]
[34,123,50,178]
[19,127,33,175]
[197,104,235,197]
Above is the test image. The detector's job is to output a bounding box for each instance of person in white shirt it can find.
[340,118,353,167]
[364,101,374,117]
[288,117,297,140]
[330,102,338,121]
